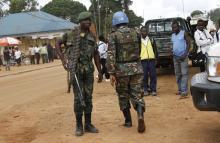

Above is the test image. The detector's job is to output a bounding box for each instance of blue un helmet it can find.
[112,11,129,26]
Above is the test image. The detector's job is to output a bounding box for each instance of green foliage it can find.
[208,8,220,27]
[190,10,204,17]
[89,0,143,37]
[0,1,3,17]
[126,10,143,27]
[7,0,38,13]
[41,0,87,23]
[0,0,8,17]
[26,0,38,11]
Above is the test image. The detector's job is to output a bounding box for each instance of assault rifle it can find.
[55,28,85,107]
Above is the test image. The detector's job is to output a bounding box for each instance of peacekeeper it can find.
[107,11,146,133]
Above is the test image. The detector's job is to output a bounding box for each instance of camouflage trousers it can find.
[72,65,94,115]
[116,74,145,111]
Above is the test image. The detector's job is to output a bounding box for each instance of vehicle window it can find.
[147,19,187,33]
[165,22,172,31]
[157,22,164,32]
[149,23,156,33]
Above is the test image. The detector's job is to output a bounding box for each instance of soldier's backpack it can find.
[114,27,140,63]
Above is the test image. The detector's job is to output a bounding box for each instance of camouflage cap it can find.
[78,11,92,22]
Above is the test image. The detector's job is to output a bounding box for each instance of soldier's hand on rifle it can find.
[110,75,116,87]
[97,72,103,83]
[62,61,69,71]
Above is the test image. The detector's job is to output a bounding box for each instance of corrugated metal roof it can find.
[0,11,77,37]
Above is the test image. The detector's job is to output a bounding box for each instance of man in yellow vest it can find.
[140,26,158,96]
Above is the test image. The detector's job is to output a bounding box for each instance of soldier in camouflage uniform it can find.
[56,11,102,136]
[107,11,146,133]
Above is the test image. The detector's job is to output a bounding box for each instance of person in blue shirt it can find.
[171,20,191,99]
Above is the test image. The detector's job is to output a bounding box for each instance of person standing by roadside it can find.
[171,20,191,98]
[29,45,35,65]
[3,47,11,71]
[194,18,214,72]
[107,11,145,133]
[56,11,102,137]
[10,47,16,65]
[140,26,158,96]
[40,43,48,64]
[98,35,110,82]
[34,45,40,64]
[14,47,21,66]
[47,43,54,63]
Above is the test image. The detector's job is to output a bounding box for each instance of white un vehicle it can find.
[191,43,220,111]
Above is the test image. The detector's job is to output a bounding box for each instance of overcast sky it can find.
[39,0,220,22]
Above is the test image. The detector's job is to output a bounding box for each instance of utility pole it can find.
[98,0,101,35]
[181,0,185,18]
[92,0,98,37]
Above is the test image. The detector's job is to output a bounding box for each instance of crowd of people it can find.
[0,43,55,71]
[65,10,220,136]
[1,9,219,136]
[0,47,22,71]
[28,43,55,65]
[54,10,220,136]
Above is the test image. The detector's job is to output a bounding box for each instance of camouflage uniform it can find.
[107,26,145,111]
[62,28,97,115]
[58,11,100,136]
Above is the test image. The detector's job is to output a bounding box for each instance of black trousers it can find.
[199,53,206,72]
[30,55,35,64]
[200,63,206,72]
[100,58,110,79]
[35,53,40,64]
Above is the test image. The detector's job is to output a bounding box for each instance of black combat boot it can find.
[137,105,145,133]
[75,114,84,136]
[84,113,99,133]
[122,108,132,127]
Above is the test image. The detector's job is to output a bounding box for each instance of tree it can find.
[0,0,7,17]
[7,0,38,13]
[89,0,120,36]
[126,10,143,27]
[0,1,3,17]
[41,0,87,23]
[190,10,204,17]
[89,0,143,36]
[25,0,38,11]
[208,8,220,26]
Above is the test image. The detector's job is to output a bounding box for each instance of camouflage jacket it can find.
[107,26,143,77]
[62,27,97,74]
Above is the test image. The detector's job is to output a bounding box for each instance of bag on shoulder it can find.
[190,51,206,67]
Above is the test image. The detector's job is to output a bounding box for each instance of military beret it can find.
[78,11,92,22]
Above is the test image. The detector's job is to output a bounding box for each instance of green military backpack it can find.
[114,27,140,63]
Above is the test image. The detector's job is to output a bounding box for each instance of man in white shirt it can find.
[98,35,109,82]
[14,47,22,66]
[29,45,35,64]
[194,19,214,71]
[34,45,40,64]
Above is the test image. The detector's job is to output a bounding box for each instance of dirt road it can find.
[0,63,220,143]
